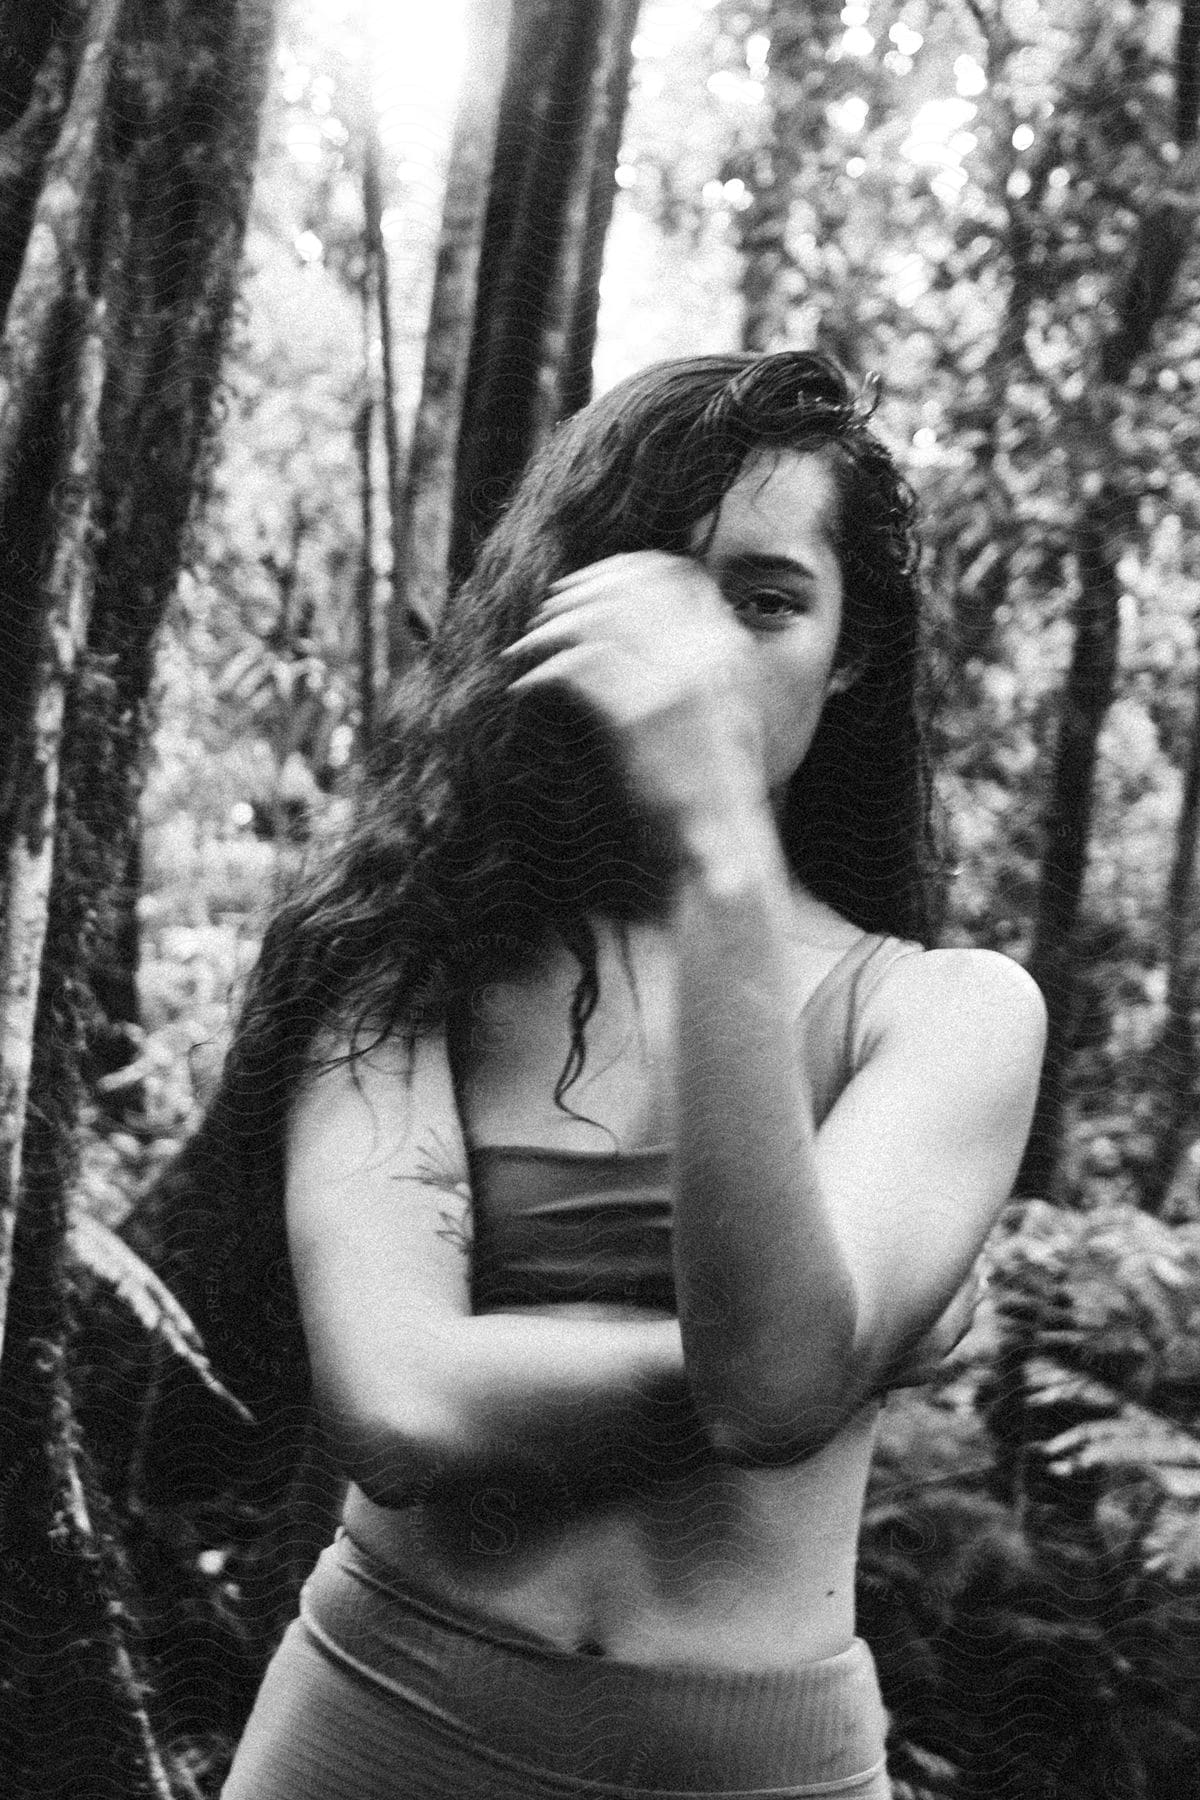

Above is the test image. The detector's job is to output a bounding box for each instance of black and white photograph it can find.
[1,1,1198,1794]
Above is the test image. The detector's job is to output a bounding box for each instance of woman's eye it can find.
[728,586,806,622]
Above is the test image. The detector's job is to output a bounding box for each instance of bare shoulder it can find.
[862,944,1047,1067]
[882,944,1046,1015]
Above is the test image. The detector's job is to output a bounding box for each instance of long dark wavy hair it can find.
[153,350,942,1431]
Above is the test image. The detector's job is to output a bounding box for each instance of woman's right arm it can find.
[284,1025,693,1509]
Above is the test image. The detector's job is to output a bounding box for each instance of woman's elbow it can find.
[702,1383,859,1467]
[698,1340,863,1466]
[321,1391,466,1508]
[689,1306,862,1468]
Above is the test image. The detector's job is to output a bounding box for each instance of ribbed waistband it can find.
[298,1529,889,1795]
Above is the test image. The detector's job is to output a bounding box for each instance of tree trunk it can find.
[1020,483,1129,1193]
[944,116,1063,668]
[0,5,88,325]
[389,0,514,655]
[1115,14,1200,1206]
[0,0,277,1788]
[448,0,644,588]
[1139,662,1200,1214]
[734,3,840,357]
[0,0,123,1364]
[556,0,639,417]
[0,0,119,828]
[353,391,378,754]
[1018,0,1200,1197]
[361,108,419,682]
[62,0,284,1120]
[354,140,384,752]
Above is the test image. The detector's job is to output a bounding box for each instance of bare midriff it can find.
[340,1321,880,1669]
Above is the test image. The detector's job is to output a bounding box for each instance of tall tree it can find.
[353,385,378,754]
[360,101,415,681]
[447,0,643,588]
[388,0,515,661]
[1140,655,1200,1214]
[0,0,276,1789]
[1019,0,1200,1196]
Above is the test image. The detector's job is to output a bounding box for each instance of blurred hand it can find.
[502,552,767,846]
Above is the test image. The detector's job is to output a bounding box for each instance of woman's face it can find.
[689,447,848,793]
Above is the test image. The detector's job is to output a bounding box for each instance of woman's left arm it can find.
[670,801,1046,1465]
[504,547,1046,1463]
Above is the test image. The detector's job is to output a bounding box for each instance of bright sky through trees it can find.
[297,0,470,170]
[282,0,999,395]
[288,0,992,244]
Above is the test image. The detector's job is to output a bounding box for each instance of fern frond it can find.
[67,1210,255,1425]
[1022,1355,1125,1415]
[1142,1504,1200,1578]
[992,1201,1200,1390]
[1043,1402,1200,1483]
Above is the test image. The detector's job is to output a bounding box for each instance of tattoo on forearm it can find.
[410,1130,474,1258]
[434,1205,473,1257]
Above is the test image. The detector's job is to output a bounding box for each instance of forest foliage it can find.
[5,0,1200,1793]
[137,0,1200,1203]
[128,5,1200,1793]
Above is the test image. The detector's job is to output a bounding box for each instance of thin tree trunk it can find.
[523,0,640,441]
[1140,663,1200,1213]
[557,0,638,416]
[734,4,834,356]
[945,119,1061,666]
[737,154,798,355]
[353,392,377,753]
[362,110,415,681]
[449,0,644,587]
[1019,0,1200,1196]
[1021,487,1128,1193]
[389,0,514,654]
[354,143,380,746]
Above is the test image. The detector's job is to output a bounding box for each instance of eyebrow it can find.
[718,552,818,582]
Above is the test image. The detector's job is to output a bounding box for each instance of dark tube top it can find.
[465,934,985,1388]
[468,1144,674,1311]
[466,1141,983,1389]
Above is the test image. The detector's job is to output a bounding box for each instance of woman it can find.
[220,352,1046,1798]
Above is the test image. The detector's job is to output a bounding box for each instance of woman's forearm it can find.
[337,1312,698,1507]
[669,804,859,1462]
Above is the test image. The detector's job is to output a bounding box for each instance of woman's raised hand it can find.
[501,552,768,846]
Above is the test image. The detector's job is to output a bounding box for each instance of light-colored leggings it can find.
[222,1529,893,1799]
